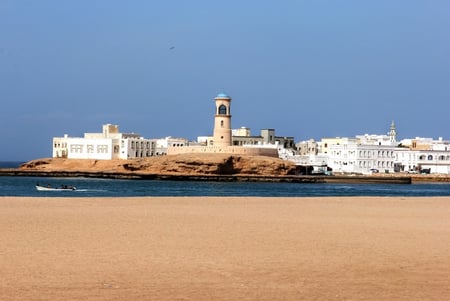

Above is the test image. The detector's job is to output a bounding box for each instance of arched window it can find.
[218,105,227,115]
[428,155,433,161]
[220,120,224,127]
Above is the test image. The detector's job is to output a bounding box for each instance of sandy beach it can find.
[1,196,449,300]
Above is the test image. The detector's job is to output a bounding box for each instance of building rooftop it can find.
[216,93,230,98]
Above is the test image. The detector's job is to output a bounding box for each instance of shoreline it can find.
[1,196,449,300]
[0,168,415,183]
[3,168,450,184]
[0,169,418,184]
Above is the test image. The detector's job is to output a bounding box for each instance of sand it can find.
[0,196,449,300]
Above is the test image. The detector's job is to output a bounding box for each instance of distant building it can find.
[395,137,450,173]
[326,137,397,174]
[232,128,295,149]
[296,139,319,156]
[399,136,450,151]
[152,137,191,155]
[168,93,280,157]
[53,124,158,160]
[288,122,406,174]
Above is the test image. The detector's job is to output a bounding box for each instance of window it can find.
[218,105,227,115]
[70,145,83,153]
[220,120,224,127]
[97,145,108,153]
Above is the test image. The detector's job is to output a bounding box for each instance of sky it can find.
[1,1,449,161]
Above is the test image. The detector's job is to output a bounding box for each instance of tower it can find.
[388,120,397,143]
[212,93,232,147]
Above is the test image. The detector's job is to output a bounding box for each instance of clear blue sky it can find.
[1,1,449,161]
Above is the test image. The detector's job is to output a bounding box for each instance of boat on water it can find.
[35,184,77,191]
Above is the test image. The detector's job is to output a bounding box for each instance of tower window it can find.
[220,120,224,127]
[218,105,227,115]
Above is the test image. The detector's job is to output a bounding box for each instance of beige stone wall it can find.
[167,146,279,157]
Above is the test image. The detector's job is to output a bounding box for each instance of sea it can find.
[1,176,450,197]
[0,161,25,168]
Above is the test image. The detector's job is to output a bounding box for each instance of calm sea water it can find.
[1,176,450,197]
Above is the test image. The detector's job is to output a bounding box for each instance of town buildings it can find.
[291,122,450,175]
[51,94,450,174]
[167,93,281,157]
[395,137,450,174]
[52,124,188,160]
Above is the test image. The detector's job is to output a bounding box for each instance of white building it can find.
[158,137,191,155]
[53,124,158,160]
[289,122,400,174]
[395,149,450,174]
[327,138,398,174]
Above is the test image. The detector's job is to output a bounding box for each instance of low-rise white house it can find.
[157,137,190,155]
[53,124,158,160]
[395,149,450,174]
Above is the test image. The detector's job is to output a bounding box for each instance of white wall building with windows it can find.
[395,149,450,174]
[326,138,398,174]
[53,124,158,160]
[157,137,191,155]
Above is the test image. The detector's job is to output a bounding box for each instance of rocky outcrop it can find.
[11,155,416,184]
[19,154,298,176]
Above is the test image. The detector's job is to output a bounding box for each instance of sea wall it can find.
[167,146,279,157]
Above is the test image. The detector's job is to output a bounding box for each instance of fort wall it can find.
[167,146,279,157]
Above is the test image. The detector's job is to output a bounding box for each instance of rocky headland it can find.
[3,153,422,184]
[16,154,298,180]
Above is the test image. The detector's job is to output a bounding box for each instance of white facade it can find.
[395,149,450,174]
[53,124,158,160]
[327,138,397,174]
[158,137,190,155]
[355,134,396,146]
[296,135,450,174]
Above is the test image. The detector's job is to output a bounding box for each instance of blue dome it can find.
[216,92,230,98]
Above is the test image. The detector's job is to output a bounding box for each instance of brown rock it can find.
[20,154,297,176]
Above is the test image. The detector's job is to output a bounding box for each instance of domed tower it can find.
[213,93,232,147]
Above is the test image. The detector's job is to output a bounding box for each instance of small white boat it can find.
[36,185,77,191]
